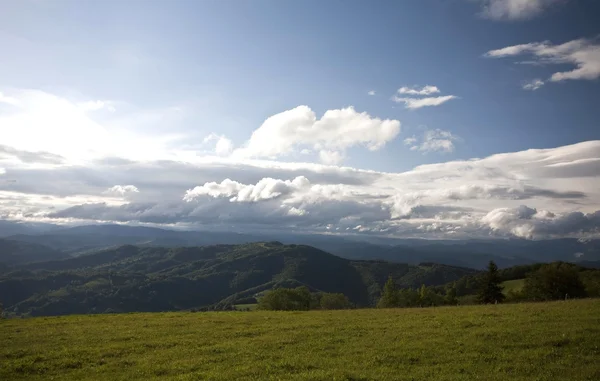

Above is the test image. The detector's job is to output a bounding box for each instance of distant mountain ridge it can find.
[0,238,68,265]
[2,221,599,269]
[0,242,478,316]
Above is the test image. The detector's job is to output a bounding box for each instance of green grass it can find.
[2,299,600,381]
[234,304,258,311]
[502,279,525,295]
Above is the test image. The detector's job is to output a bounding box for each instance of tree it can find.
[377,276,399,308]
[523,262,587,301]
[477,261,505,304]
[444,285,458,306]
[257,287,312,311]
[397,288,420,307]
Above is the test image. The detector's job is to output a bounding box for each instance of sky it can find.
[0,0,599,240]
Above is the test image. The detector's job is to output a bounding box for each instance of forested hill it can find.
[0,242,477,316]
[0,239,68,265]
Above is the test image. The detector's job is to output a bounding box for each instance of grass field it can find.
[2,299,600,381]
[234,304,258,311]
[501,279,525,295]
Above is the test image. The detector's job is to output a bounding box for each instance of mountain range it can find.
[1,221,599,269]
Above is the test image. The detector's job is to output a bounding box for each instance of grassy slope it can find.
[2,299,600,381]
[501,279,525,294]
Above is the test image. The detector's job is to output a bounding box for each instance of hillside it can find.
[0,242,477,316]
[2,299,599,380]
[0,239,68,265]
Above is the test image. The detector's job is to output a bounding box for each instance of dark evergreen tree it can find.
[477,261,505,304]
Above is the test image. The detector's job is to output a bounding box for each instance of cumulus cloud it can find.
[16,139,598,240]
[184,176,310,203]
[522,79,545,90]
[203,133,234,156]
[404,129,460,153]
[233,106,400,164]
[398,85,441,96]
[482,206,600,239]
[367,90,376,96]
[104,185,139,196]
[486,38,600,82]
[475,0,564,20]
[1,89,599,239]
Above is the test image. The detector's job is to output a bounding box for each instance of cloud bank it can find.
[1,88,599,240]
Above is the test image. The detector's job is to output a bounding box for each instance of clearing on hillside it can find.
[501,278,525,294]
[2,299,600,381]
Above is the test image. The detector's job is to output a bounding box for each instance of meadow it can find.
[2,299,600,381]
[501,279,525,294]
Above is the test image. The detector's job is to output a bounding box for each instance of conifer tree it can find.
[377,276,399,308]
[477,261,505,304]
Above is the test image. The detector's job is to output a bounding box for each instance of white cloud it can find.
[367,90,376,96]
[318,150,346,165]
[104,185,139,196]
[0,89,109,161]
[183,179,244,200]
[404,129,460,153]
[233,106,400,164]
[0,89,189,163]
[476,0,564,21]
[287,206,308,216]
[398,85,441,96]
[486,38,600,82]
[0,91,20,107]
[481,206,600,239]
[522,79,545,90]
[77,100,116,112]
[184,176,310,203]
[4,139,598,239]
[392,86,457,109]
[392,95,457,109]
[203,133,234,156]
[2,89,600,240]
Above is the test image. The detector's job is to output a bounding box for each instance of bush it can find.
[319,293,351,310]
[257,287,312,311]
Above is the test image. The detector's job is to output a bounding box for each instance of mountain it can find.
[0,238,68,265]
[340,239,600,269]
[0,242,477,316]
[4,223,600,269]
[5,224,259,254]
[0,220,59,238]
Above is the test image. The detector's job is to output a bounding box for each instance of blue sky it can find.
[1,0,599,239]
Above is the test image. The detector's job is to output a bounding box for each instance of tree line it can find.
[257,261,600,311]
[257,287,352,311]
